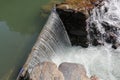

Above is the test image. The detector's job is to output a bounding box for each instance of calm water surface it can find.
[0,0,62,79]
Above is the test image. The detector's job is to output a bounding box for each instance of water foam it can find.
[52,1,120,79]
[87,0,120,44]
[52,44,120,80]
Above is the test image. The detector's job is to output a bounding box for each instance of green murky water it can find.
[0,0,62,80]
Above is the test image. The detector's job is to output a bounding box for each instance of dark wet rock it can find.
[69,30,87,36]
[89,20,120,49]
[92,39,104,46]
[89,22,104,46]
[58,62,88,80]
[56,8,88,48]
[112,44,117,49]
[101,21,111,31]
[101,21,120,49]
[55,0,105,48]
[105,32,117,44]
[18,70,30,80]
[112,43,120,49]
[30,62,64,80]
[104,7,108,13]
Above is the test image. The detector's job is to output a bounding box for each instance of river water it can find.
[0,0,62,80]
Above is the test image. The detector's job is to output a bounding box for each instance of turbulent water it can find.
[87,0,120,46]
[52,0,120,80]
[52,44,120,80]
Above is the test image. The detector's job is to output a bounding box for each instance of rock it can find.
[89,0,103,6]
[56,0,107,48]
[56,3,71,10]
[18,70,30,80]
[56,8,88,48]
[56,0,104,48]
[101,21,111,31]
[30,62,64,80]
[92,39,104,46]
[64,0,95,14]
[30,64,41,80]
[25,62,100,80]
[112,43,120,49]
[69,30,87,36]
[58,62,89,80]
[90,75,100,80]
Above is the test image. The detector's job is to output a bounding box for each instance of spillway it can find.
[17,8,71,80]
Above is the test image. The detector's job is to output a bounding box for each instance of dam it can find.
[17,0,120,80]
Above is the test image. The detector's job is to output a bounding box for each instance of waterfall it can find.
[20,8,71,75]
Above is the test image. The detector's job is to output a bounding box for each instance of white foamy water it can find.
[87,0,120,43]
[52,44,120,80]
[52,0,120,80]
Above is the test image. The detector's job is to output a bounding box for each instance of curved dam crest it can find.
[18,8,71,78]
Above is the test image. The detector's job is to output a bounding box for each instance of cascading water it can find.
[17,8,71,79]
[52,0,120,80]
[26,9,71,73]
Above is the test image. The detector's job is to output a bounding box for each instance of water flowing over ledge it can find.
[17,8,71,80]
[17,0,120,80]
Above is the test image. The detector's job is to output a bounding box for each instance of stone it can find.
[58,62,89,80]
[56,8,88,48]
[56,0,104,48]
[30,62,64,80]
[112,43,120,49]
[69,30,87,36]
[64,0,95,12]
[90,75,100,80]
[21,62,100,80]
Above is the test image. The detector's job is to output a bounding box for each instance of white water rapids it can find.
[52,44,120,80]
[88,0,120,44]
[52,0,120,80]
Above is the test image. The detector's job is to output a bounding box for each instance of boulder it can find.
[28,62,100,80]
[30,62,64,80]
[58,62,89,80]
